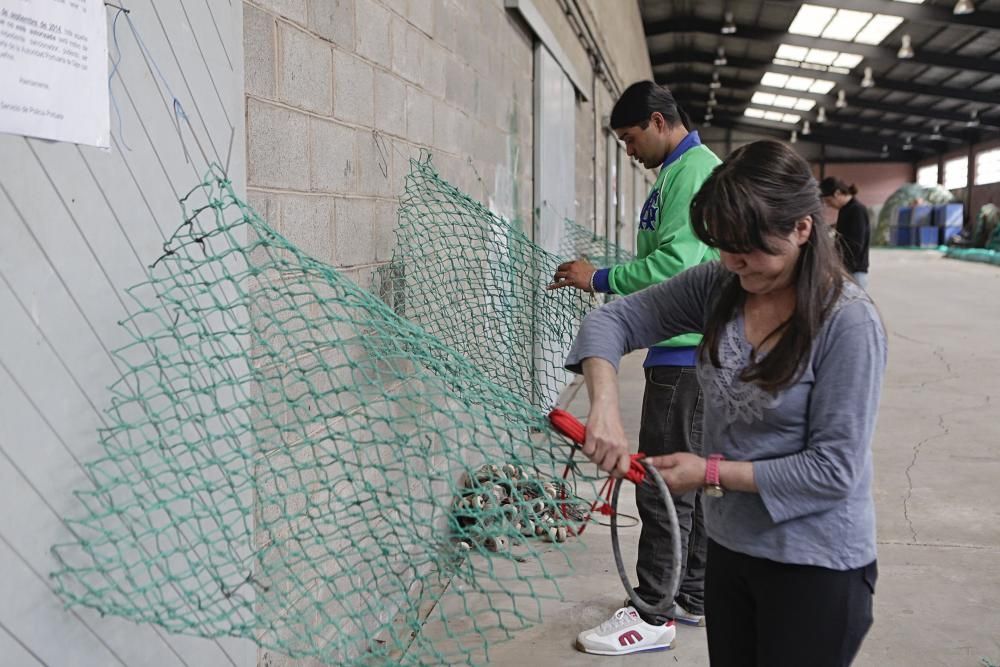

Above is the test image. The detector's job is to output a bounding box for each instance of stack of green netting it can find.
[560,218,635,268]
[945,204,1000,265]
[51,165,599,665]
[374,156,597,413]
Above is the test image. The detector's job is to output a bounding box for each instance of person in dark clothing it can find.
[820,177,871,289]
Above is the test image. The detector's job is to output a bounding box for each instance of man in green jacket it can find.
[550,81,720,656]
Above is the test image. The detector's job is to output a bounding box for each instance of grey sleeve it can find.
[754,300,888,524]
[564,261,722,374]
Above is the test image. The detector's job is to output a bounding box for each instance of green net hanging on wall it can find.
[374,156,602,413]
[51,166,598,665]
[560,218,635,268]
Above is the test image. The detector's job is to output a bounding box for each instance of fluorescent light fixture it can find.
[710,72,721,89]
[836,89,847,108]
[789,4,908,46]
[752,92,776,106]
[967,109,980,127]
[790,130,798,144]
[802,120,812,135]
[805,48,839,65]
[861,66,875,87]
[855,15,904,44]
[816,106,827,123]
[721,11,737,34]
[744,108,766,119]
[789,4,836,37]
[833,53,864,69]
[783,113,802,124]
[897,34,914,59]
[764,110,785,122]
[881,144,889,157]
[714,46,727,66]
[761,72,789,87]
[821,9,872,41]
[810,80,836,94]
[775,44,809,61]
[773,95,798,108]
[786,75,814,91]
[954,0,974,15]
[929,124,943,140]
[795,98,816,111]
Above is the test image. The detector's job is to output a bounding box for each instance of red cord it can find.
[549,409,647,484]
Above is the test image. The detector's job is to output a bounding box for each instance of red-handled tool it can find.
[548,408,647,485]
[547,407,682,620]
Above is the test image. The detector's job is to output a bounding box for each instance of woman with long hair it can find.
[566,140,887,666]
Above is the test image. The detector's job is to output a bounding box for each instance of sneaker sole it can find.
[575,640,674,656]
[674,616,705,627]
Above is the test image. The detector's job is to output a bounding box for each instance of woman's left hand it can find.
[644,452,707,495]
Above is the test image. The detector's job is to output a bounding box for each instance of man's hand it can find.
[548,259,598,292]
[645,453,707,495]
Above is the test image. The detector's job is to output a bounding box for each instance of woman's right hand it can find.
[582,403,632,478]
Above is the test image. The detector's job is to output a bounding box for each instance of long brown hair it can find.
[690,140,847,392]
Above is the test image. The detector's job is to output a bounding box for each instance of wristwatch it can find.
[704,454,725,498]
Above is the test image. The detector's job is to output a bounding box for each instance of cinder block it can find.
[432,0,456,52]
[254,0,307,25]
[372,199,399,262]
[420,38,446,99]
[432,99,460,155]
[307,0,355,49]
[278,194,335,261]
[334,198,376,266]
[248,99,310,190]
[373,70,406,134]
[244,5,276,99]
[380,0,409,18]
[445,57,477,115]
[405,86,433,146]
[246,189,279,226]
[278,24,333,115]
[391,18,423,86]
[310,118,358,194]
[356,131,395,198]
[408,0,434,36]
[333,50,375,126]
[355,0,391,68]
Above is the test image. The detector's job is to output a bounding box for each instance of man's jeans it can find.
[633,365,707,625]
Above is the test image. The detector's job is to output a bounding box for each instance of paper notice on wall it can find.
[0,0,109,147]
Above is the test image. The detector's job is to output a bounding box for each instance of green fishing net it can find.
[561,218,635,268]
[373,156,600,413]
[50,162,604,665]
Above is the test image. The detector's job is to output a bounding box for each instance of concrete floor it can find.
[480,249,1000,666]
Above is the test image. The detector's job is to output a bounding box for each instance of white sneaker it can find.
[576,607,675,656]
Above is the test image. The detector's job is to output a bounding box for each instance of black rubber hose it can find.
[609,460,682,620]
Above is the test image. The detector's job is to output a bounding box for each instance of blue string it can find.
[108,7,132,151]
[122,11,189,126]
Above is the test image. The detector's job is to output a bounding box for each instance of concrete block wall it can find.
[244,0,541,290]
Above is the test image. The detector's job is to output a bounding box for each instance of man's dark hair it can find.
[610,81,691,131]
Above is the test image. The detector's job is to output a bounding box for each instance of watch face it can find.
[705,485,724,498]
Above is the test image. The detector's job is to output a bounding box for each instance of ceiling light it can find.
[710,71,721,89]
[833,53,864,69]
[854,15,904,44]
[802,120,812,135]
[881,144,889,157]
[817,106,827,123]
[897,34,914,59]
[821,9,872,41]
[794,98,816,111]
[752,92,776,106]
[903,136,914,150]
[721,11,737,34]
[790,130,798,144]
[930,124,943,140]
[744,108,765,119]
[705,110,714,120]
[782,113,802,124]
[861,66,875,87]
[714,46,728,66]
[953,0,975,14]
[836,90,847,108]
[967,109,980,127]
[789,5,837,36]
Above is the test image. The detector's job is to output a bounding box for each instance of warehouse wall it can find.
[0,1,255,665]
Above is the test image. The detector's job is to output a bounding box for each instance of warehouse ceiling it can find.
[639,0,1000,160]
